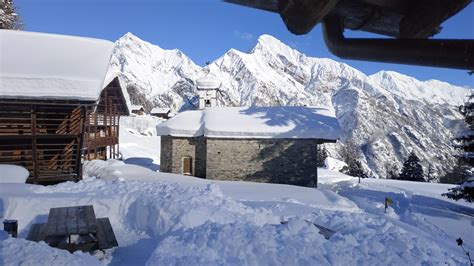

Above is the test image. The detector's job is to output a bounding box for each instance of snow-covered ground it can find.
[0,116,473,265]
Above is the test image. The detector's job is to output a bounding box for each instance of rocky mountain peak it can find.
[110,32,471,180]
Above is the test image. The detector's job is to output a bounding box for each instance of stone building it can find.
[157,106,340,187]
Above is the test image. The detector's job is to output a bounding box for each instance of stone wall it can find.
[206,138,318,186]
[160,136,206,178]
[161,136,319,186]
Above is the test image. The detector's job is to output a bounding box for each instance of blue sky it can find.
[16,0,474,88]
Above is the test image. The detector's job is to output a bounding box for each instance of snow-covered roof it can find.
[0,30,115,101]
[196,74,221,90]
[130,105,145,111]
[156,106,341,140]
[151,107,171,114]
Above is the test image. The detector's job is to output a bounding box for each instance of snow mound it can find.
[0,231,100,266]
[0,164,29,183]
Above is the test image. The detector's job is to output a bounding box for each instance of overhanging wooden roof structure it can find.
[225,0,473,70]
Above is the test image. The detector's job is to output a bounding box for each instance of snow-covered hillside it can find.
[110,33,471,179]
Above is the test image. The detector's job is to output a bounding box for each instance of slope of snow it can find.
[0,231,100,266]
[157,106,340,139]
[0,165,471,265]
[110,32,201,111]
[369,71,469,106]
[0,30,114,101]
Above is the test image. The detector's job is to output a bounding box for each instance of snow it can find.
[150,107,170,114]
[130,105,144,111]
[112,32,471,179]
[157,106,341,140]
[325,157,348,172]
[369,71,470,106]
[156,110,204,137]
[196,74,221,89]
[0,115,473,265]
[0,164,471,265]
[0,30,114,101]
[0,165,29,183]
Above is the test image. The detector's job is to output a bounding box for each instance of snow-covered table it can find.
[26,205,118,252]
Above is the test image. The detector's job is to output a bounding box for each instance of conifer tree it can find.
[316,145,328,168]
[342,159,367,178]
[0,0,22,30]
[443,93,474,202]
[398,152,425,182]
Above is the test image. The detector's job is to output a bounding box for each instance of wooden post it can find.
[104,91,108,160]
[117,116,120,159]
[31,105,38,184]
[75,106,87,181]
[314,142,318,188]
[94,112,98,159]
[86,112,91,161]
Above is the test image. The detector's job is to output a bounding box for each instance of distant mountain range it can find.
[110,32,471,179]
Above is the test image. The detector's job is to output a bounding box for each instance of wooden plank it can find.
[26,223,46,242]
[83,205,98,234]
[96,218,118,249]
[31,106,39,183]
[47,205,97,236]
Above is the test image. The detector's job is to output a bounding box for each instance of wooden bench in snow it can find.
[26,205,118,252]
[280,220,336,240]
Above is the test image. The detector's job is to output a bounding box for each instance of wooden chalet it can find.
[150,107,171,119]
[0,30,129,184]
[130,105,145,116]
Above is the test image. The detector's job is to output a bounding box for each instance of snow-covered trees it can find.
[443,178,474,203]
[0,0,22,30]
[316,145,328,168]
[338,141,367,178]
[342,159,367,179]
[443,93,474,202]
[398,152,425,182]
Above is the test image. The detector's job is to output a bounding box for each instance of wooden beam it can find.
[31,105,39,184]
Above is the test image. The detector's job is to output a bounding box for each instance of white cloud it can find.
[234,30,254,42]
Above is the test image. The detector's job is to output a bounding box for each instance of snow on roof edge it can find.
[0,30,115,101]
[156,106,341,141]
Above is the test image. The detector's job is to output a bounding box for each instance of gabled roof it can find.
[0,30,115,101]
[130,105,145,111]
[151,107,171,114]
[156,106,341,141]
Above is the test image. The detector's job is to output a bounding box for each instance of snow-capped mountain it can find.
[110,33,201,111]
[110,32,471,179]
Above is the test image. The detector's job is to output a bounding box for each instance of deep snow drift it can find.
[0,116,472,265]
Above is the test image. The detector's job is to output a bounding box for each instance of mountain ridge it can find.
[110,32,470,179]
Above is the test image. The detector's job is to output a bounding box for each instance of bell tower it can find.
[196,74,221,109]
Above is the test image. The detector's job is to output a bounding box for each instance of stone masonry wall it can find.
[206,138,318,186]
[160,136,206,178]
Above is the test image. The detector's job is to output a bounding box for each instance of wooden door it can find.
[182,157,192,175]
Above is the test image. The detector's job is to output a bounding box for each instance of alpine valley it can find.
[110,32,471,179]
